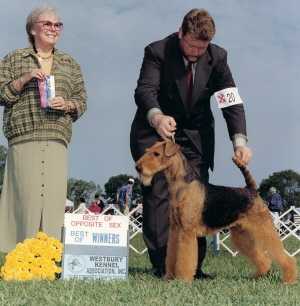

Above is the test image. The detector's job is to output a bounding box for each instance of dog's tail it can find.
[232,157,257,190]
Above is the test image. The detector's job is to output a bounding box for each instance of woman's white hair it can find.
[26,5,60,47]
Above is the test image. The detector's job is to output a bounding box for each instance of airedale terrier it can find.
[135,140,297,284]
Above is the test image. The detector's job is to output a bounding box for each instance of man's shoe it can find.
[195,270,216,280]
[150,267,165,278]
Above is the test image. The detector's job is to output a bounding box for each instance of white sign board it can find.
[62,213,129,280]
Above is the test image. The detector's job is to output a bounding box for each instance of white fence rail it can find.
[69,204,300,257]
[217,206,300,257]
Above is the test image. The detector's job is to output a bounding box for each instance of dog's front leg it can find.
[165,224,179,280]
[175,229,198,282]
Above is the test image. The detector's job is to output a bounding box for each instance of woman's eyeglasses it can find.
[35,20,64,32]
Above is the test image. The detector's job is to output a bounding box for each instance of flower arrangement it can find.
[0,231,63,281]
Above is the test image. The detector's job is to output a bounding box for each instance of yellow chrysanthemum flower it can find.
[36,231,48,241]
[0,232,62,281]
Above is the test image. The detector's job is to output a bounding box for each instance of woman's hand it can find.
[28,69,46,81]
[50,97,75,113]
[49,96,68,111]
[12,69,46,92]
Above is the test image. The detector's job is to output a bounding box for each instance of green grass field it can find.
[0,235,299,306]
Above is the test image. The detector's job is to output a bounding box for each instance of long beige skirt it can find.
[0,140,67,253]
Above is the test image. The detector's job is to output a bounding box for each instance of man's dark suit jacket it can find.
[130,33,247,169]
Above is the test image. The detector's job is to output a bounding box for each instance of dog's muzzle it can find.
[135,163,153,186]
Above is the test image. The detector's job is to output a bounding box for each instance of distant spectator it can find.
[101,193,115,215]
[88,194,104,214]
[267,187,283,214]
[117,178,134,214]
[65,198,74,213]
[75,197,88,214]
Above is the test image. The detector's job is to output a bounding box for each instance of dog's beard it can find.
[139,174,153,186]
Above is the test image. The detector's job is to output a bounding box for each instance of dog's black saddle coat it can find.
[202,184,257,229]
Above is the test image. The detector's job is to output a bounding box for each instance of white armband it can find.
[214,87,243,109]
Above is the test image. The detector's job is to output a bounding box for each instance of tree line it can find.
[0,145,299,208]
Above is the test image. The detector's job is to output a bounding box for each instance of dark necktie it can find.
[186,62,193,107]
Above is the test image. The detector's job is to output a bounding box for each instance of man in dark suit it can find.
[130,9,252,278]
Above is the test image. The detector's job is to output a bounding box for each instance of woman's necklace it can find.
[37,53,53,61]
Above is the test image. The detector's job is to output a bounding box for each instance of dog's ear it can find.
[164,141,179,157]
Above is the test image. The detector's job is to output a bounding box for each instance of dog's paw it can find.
[164,273,174,281]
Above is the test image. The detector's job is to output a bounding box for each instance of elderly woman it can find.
[0,5,86,252]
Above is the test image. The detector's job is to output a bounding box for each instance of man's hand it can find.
[234,146,252,165]
[151,113,176,140]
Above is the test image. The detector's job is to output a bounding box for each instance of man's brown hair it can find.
[181,9,216,41]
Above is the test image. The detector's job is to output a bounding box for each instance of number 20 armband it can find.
[214,87,243,109]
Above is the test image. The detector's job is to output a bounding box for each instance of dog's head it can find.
[135,140,180,186]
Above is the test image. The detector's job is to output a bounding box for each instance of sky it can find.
[0,0,299,189]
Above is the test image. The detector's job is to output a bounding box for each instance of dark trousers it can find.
[142,136,209,273]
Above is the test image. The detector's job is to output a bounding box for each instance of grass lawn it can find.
[0,235,299,306]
